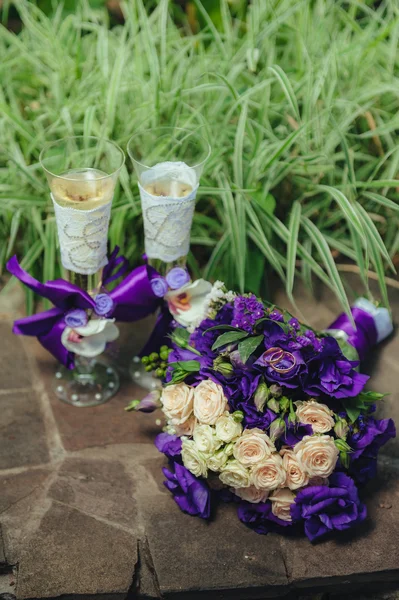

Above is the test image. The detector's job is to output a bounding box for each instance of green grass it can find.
[0,0,399,315]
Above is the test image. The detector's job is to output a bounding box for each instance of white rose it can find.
[161,383,194,425]
[233,485,269,504]
[193,380,228,425]
[295,400,335,434]
[215,412,243,443]
[181,439,208,478]
[251,453,286,491]
[193,423,221,454]
[270,488,296,522]
[280,448,309,490]
[219,460,251,488]
[233,428,275,467]
[294,435,339,478]
[172,415,197,437]
[207,448,230,472]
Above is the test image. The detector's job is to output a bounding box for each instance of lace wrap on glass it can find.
[139,162,198,263]
[52,194,112,275]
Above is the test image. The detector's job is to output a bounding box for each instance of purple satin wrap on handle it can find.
[328,307,378,361]
[7,251,164,369]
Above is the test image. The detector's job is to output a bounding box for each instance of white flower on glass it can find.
[166,279,212,328]
[61,319,119,358]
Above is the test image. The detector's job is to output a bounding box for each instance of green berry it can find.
[156,368,164,378]
[149,352,159,362]
[145,365,153,372]
[141,356,149,365]
[160,350,169,361]
[160,345,169,353]
[160,361,168,369]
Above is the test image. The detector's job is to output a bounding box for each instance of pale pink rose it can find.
[295,400,335,434]
[294,435,339,478]
[173,415,197,437]
[270,488,296,522]
[233,485,269,504]
[161,383,194,425]
[233,428,275,467]
[280,448,309,490]
[193,380,228,425]
[251,453,286,491]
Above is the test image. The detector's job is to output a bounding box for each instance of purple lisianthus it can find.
[155,433,182,458]
[291,473,367,542]
[238,500,294,535]
[255,348,307,389]
[151,276,169,298]
[280,420,313,447]
[94,293,114,316]
[133,389,162,413]
[162,462,211,519]
[64,308,88,328]
[302,336,369,399]
[347,455,377,486]
[166,267,190,290]
[349,417,396,461]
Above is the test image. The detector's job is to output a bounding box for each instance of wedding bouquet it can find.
[134,277,396,543]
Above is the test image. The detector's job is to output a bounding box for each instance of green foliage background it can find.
[0,0,398,314]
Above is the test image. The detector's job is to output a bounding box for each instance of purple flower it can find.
[166,267,190,290]
[347,456,377,486]
[64,308,88,328]
[94,293,114,316]
[133,390,162,413]
[280,420,313,447]
[349,417,396,461]
[151,276,169,298]
[303,336,369,398]
[238,500,294,535]
[162,462,211,519]
[155,433,182,458]
[291,473,367,542]
[255,348,307,389]
[232,294,265,332]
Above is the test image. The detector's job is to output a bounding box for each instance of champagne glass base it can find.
[54,359,120,407]
[130,356,161,391]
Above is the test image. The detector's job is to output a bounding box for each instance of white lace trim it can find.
[52,194,112,275]
[139,162,198,262]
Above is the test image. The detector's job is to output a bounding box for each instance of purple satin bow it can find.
[328,306,378,361]
[7,251,162,369]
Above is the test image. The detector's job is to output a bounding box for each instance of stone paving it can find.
[0,277,399,600]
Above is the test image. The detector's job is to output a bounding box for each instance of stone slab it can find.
[48,456,137,530]
[0,322,32,390]
[0,390,50,469]
[16,503,137,600]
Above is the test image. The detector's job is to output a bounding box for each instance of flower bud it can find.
[224,442,235,456]
[340,451,350,469]
[279,396,290,412]
[232,410,244,423]
[334,438,351,453]
[125,389,162,413]
[269,384,282,398]
[288,411,297,426]
[230,350,246,370]
[334,418,349,440]
[254,381,269,412]
[213,357,234,377]
[269,418,286,442]
[267,398,280,413]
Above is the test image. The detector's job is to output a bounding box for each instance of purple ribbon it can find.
[7,251,163,369]
[328,306,378,361]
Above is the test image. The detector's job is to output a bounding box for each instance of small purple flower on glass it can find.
[64,309,88,328]
[166,267,190,290]
[94,293,114,316]
[151,276,169,298]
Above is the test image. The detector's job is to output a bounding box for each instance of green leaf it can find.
[238,335,263,363]
[203,325,245,334]
[212,330,249,351]
[176,360,201,372]
[286,201,301,306]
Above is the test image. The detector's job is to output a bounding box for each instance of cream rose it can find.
[193,423,221,454]
[251,453,286,490]
[294,435,339,478]
[270,488,296,522]
[181,439,208,478]
[215,412,243,443]
[219,460,251,488]
[233,485,269,504]
[295,400,335,434]
[233,428,275,467]
[280,448,309,490]
[207,448,229,472]
[193,380,228,425]
[161,383,194,425]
